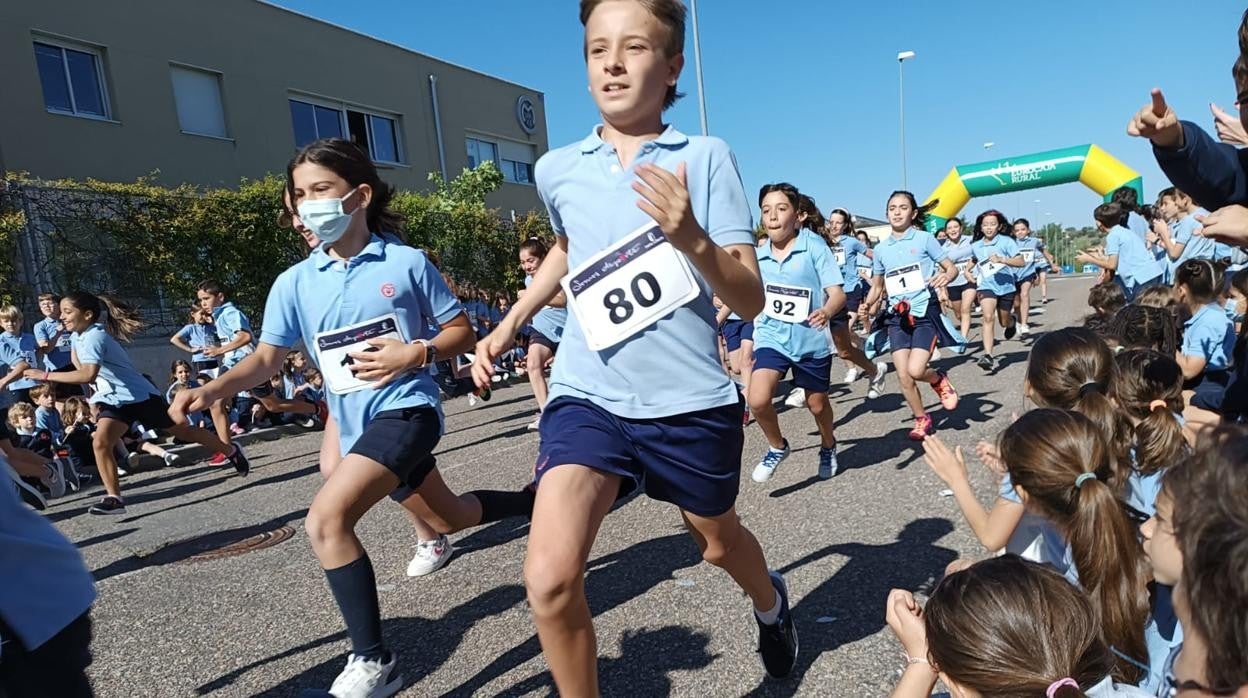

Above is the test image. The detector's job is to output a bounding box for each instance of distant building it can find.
[0,0,548,214]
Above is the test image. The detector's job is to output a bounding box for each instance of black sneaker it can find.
[228,444,250,476]
[89,496,126,515]
[1004,323,1018,340]
[976,354,995,372]
[756,571,799,679]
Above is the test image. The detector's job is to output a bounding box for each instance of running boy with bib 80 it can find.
[472,1,798,693]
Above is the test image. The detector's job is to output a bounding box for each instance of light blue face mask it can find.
[296,188,360,245]
[1226,297,1245,323]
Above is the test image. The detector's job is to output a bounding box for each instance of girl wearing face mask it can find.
[173,139,535,697]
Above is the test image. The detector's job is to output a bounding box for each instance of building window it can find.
[170,65,227,138]
[289,98,403,164]
[33,40,109,119]
[467,137,535,185]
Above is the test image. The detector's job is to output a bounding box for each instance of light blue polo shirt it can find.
[1105,225,1164,287]
[971,235,1021,296]
[212,302,254,369]
[1182,302,1236,371]
[0,452,96,650]
[754,230,844,361]
[0,332,39,391]
[536,125,754,418]
[872,229,947,316]
[1014,235,1043,279]
[260,235,463,454]
[175,323,217,363]
[525,275,567,342]
[73,324,161,406]
[1172,214,1216,272]
[827,235,866,294]
[942,237,974,288]
[1000,473,1079,587]
[33,316,72,370]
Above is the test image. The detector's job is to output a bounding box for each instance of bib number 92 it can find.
[604,272,662,324]
[771,298,796,317]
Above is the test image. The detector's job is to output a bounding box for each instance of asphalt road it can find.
[48,275,1094,697]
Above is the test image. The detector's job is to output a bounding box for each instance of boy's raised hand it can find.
[1126,88,1183,148]
[634,162,704,253]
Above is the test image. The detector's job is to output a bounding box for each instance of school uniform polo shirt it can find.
[211,302,254,369]
[827,235,866,294]
[1172,214,1216,269]
[1182,302,1236,371]
[872,229,948,317]
[972,235,1022,296]
[1014,235,1043,279]
[942,237,974,287]
[536,125,754,419]
[73,324,160,406]
[753,230,843,360]
[33,316,72,370]
[525,274,567,342]
[1105,225,1164,287]
[0,332,39,391]
[260,235,463,453]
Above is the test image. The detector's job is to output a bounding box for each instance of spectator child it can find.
[0,305,40,404]
[30,384,63,444]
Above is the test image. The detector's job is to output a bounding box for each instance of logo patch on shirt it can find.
[380,283,396,298]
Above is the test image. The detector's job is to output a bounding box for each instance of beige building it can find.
[0,0,548,214]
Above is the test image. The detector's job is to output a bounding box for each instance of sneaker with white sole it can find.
[755,571,799,679]
[817,445,839,480]
[163,452,186,468]
[783,388,805,408]
[40,460,67,499]
[406,535,454,577]
[1018,322,1031,337]
[867,361,888,399]
[328,652,402,698]
[88,495,126,515]
[843,366,862,384]
[6,463,47,510]
[751,441,791,483]
[527,416,541,432]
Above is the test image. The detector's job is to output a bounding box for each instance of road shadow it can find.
[447,532,704,696]
[497,625,719,697]
[768,427,921,498]
[746,517,957,696]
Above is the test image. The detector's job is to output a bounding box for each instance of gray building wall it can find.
[0,0,547,214]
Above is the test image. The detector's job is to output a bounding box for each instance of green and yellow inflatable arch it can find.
[923,144,1142,233]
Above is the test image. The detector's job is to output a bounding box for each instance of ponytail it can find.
[796,194,825,235]
[1001,410,1150,684]
[1113,349,1188,477]
[64,291,144,342]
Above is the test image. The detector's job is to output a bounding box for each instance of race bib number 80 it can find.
[562,223,701,351]
[314,313,406,395]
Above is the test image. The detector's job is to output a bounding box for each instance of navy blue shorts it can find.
[348,406,441,496]
[752,347,832,391]
[829,287,865,329]
[97,394,175,430]
[535,396,743,517]
[1187,369,1232,413]
[721,319,754,352]
[529,329,559,353]
[885,315,939,353]
[977,289,1016,313]
[1016,272,1038,286]
[947,282,976,296]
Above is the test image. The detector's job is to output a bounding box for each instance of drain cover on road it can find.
[174,524,297,564]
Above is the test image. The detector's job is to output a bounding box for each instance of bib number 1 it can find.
[562,223,701,351]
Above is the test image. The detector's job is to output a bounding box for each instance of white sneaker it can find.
[527,417,541,432]
[752,442,791,483]
[328,653,402,698]
[41,459,67,499]
[468,394,479,407]
[127,452,142,470]
[843,366,862,384]
[867,361,888,399]
[784,388,805,408]
[1018,323,1031,337]
[163,452,185,468]
[406,535,454,577]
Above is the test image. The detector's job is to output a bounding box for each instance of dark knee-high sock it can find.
[324,555,385,660]
[469,488,536,524]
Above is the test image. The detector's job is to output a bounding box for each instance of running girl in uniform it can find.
[26,293,248,515]
[715,295,754,424]
[854,230,876,332]
[862,192,959,440]
[939,217,976,343]
[472,1,798,691]
[518,238,567,432]
[1011,217,1044,335]
[173,139,534,696]
[825,207,887,395]
[970,210,1024,373]
[748,183,845,483]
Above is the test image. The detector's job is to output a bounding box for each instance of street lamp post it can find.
[689,0,709,136]
[898,50,915,189]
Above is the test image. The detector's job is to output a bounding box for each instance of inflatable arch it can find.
[922,145,1142,233]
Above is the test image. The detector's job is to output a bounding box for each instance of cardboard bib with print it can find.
[832,246,847,266]
[1021,249,1036,264]
[884,262,924,297]
[763,283,812,322]
[562,223,700,351]
[314,313,406,395]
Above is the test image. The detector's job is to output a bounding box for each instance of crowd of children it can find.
[5,1,1248,696]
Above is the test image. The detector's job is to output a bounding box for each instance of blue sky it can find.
[272,0,1246,230]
